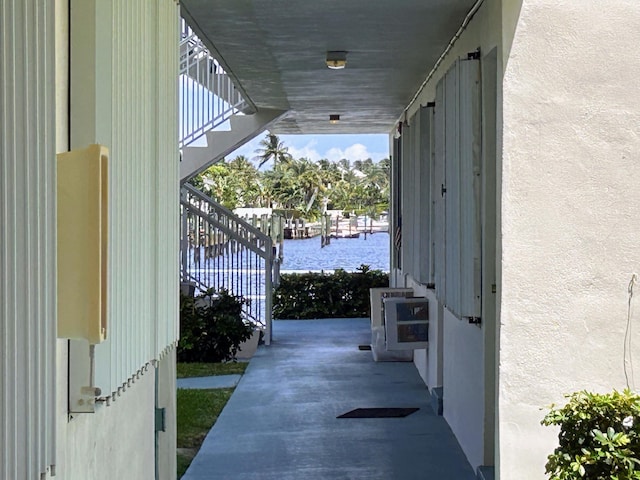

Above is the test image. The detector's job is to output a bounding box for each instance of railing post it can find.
[264,240,274,345]
[181,190,189,279]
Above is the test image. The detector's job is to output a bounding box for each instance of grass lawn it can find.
[176,362,249,477]
[177,361,248,378]
[177,388,235,478]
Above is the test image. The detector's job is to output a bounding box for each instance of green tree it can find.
[255,133,291,169]
[227,155,260,207]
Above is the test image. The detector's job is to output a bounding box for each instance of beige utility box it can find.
[57,144,108,344]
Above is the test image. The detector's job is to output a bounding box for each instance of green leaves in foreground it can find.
[541,389,640,479]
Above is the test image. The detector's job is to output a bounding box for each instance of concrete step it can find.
[180,108,287,182]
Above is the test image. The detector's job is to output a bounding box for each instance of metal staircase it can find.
[179,19,248,148]
[181,185,283,344]
[179,19,286,343]
[179,19,286,182]
[180,108,286,182]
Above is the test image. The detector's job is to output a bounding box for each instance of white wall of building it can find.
[498,1,640,477]
[407,281,443,391]
[51,0,180,478]
[1,1,58,477]
[398,0,640,477]
[56,359,156,479]
[69,0,180,396]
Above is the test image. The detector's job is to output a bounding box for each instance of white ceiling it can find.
[181,0,479,134]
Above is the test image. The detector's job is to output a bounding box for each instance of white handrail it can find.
[180,185,283,344]
[179,19,248,148]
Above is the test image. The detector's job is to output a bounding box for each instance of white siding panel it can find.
[418,105,434,285]
[434,81,447,300]
[444,61,461,316]
[459,58,482,318]
[71,0,179,397]
[391,137,401,271]
[401,122,413,275]
[0,0,56,478]
[156,1,180,353]
[411,111,422,281]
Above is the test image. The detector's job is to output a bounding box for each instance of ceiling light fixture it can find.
[329,114,340,124]
[326,51,347,70]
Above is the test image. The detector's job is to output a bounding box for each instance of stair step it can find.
[180,108,287,182]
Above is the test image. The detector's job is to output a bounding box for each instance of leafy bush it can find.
[541,389,640,479]
[273,264,388,319]
[178,289,254,362]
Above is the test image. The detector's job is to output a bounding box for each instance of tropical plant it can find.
[189,140,390,218]
[255,132,292,169]
[178,289,254,363]
[273,265,389,319]
[541,389,640,479]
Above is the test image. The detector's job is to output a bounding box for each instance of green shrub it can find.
[178,289,254,363]
[273,264,388,319]
[541,389,640,479]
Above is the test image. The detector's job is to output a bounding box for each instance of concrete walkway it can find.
[182,318,476,480]
[177,374,242,389]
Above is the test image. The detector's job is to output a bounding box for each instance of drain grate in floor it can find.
[358,344,372,351]
[337,407,419,419]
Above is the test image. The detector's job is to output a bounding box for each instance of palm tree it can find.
[227,155,260,207]
[254,133,291,169]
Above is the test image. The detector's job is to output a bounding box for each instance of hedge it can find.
[273,265,389,319]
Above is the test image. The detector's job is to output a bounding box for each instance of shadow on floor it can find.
[182,318,476,480]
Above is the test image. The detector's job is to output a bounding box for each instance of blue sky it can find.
[227,133,390,164]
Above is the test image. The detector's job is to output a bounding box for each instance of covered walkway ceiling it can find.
[181,0,479,134]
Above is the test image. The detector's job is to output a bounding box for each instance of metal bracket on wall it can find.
[467,49,481,60]
[467,316,482,326]
[68,340,101,413]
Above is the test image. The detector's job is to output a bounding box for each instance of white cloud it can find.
[325,143,387,162]
[225,135,389,165]
[287,140,322,162]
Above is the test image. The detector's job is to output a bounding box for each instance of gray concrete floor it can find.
[182,318,476,480]
[177,374,242,389]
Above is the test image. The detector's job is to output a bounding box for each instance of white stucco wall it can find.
[499,1,640,478]
[408,281,443,390]
[442,309,486,469]
[157,350,178,480]
[57,356,156,480]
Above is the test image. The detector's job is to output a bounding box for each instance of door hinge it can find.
[467,49,481,60]
[467,316,482,326]
[155,407,166,432]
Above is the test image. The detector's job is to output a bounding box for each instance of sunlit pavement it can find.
[182,318,476,480]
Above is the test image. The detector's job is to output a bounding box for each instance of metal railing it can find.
[180,184,283,344]
[179,19,248,148]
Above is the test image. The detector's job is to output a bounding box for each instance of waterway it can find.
[280,232,389,272]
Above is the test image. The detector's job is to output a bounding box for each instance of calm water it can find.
[280,232,389,272]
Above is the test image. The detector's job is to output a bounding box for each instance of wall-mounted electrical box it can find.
[57,144,108,344]
[383,297,429,350]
